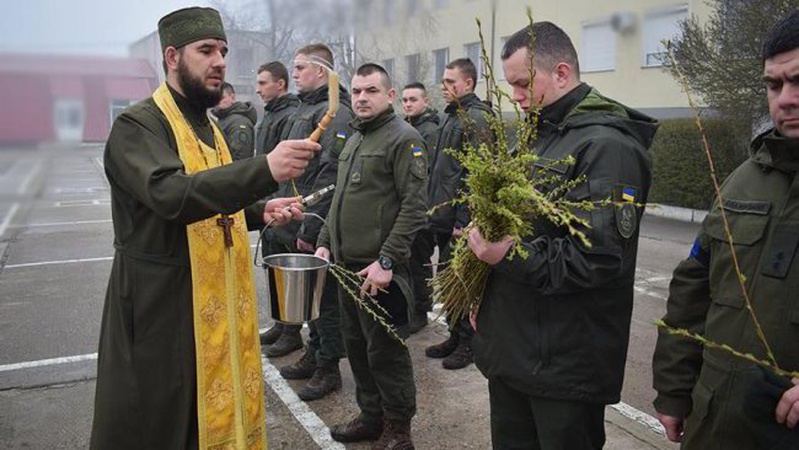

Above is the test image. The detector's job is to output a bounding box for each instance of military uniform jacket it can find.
[472,83,657,405]
[213,101,257,161]
[255,93,299,155]
[428,93,492,233]
[92,86,276,449]
[317,108,428,295]
[270,85,354,248]
[408,108,440,160]
[653,130,799,449]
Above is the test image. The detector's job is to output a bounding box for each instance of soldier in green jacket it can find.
[653,10,799,449]
[402,81,440,333]
[316,63,428,449]
[212,82,256,160]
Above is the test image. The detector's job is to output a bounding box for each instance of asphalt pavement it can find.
[0,144,697,449]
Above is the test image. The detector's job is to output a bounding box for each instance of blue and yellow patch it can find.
[412,147,423,157]
[336,131,347,139]
[622,187,636,203]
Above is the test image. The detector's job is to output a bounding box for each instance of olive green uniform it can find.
[318,107,428,423]
[212,101,256,161]
[653,130,799,449]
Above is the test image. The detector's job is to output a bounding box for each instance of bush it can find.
[649,118,748,210]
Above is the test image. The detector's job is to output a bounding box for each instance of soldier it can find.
[316,62,428,449]
[254,61,301,347]
[424,58,493,369]
[268,44,355,402]
[254,61,299,156]
[212,82,256,160]
[401,81,440,333]
[467,22,656,449]
[653,9,799,449]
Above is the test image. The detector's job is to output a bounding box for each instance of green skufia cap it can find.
[158,7,227,52]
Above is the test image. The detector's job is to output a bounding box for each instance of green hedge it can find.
[648,118,749,210]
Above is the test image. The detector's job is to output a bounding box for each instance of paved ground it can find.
[0,144,691,449]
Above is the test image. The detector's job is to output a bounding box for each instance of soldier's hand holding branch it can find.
[358,261,392,297]
[266,139,321,182]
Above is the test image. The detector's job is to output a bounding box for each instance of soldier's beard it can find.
[177,59,223,110]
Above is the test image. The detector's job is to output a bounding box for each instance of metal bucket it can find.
[261,253,328,324]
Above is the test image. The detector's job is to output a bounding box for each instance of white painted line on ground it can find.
[16,219,113,228]
[610,401,666,436]
[18,159,42,195]
[0,202,20,239]
[261,356,345,450]
[0,353,97,372]
[5,256,113,269]
[634,285,667,302]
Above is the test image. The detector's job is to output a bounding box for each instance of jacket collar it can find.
[539,83,591,125]
[445,92,481,114]
[752,130,799,172]
[352,107,395,133]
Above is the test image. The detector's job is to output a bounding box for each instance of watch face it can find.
[379,255,392,270]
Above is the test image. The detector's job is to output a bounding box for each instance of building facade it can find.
[354,0,713,118]
[0,54,157,145]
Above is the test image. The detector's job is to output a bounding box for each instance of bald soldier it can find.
[90,7,319,450]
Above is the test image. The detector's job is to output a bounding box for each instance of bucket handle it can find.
[254,213,327,267]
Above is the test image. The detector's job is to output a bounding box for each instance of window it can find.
[382,58,395,81]
[642,5,688,67]
[407,0,419,17]
[432,47,449,84]
[406,53,421,84]
[235,47,254,78]
[580,20,615,72]
[384,0,396,26]
[464,42,483,80]
[109,99,135,124]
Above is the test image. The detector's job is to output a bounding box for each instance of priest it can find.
[89,7,320,450]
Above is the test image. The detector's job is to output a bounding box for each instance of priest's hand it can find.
[467,226,514,265]
[266,139,321,182]
[264,197,304,226]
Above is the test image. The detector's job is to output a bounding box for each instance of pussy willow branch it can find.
[666,45,779,369]
[655,321,798,378]
[328,264,406,346]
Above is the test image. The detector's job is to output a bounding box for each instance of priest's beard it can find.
[177,59,223,110]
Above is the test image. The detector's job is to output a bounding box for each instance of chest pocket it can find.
[703,200,770,307]
[289,112,315,137]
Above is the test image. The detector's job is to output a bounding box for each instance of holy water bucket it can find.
[260,253,328,324]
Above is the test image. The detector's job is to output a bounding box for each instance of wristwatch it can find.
[378,255,394,271]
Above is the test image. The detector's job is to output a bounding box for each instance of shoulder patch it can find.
[615,185,639,239]
[409,142,427,179]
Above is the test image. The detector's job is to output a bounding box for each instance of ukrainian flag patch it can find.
[336,132,347,139]
[412,147,423,157]
[622,187,636,203]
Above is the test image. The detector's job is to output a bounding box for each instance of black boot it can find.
[279,347,316,380]
[297,364,342,401]
[330,416,383,443]
[265,325,303,357]
[259,322,284,346]
[442,339,472,370]
[372,418,414,450]
[424,332,459,358]
[408,312,428,334]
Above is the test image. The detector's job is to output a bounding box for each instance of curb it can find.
[645,203,707,224]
